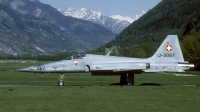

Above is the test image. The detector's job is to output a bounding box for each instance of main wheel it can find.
[120,74,127,85]
[58,81,64,86]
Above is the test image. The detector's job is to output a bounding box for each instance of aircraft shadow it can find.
[139,83,162,86]
[110,83,162,86]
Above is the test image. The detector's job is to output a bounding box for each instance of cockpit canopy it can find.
[63,54,86,60]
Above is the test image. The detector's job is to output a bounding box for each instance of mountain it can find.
[58,8,146,34]
[0,0,116,55]
[110,11,147,23]
[0,4,91,55]
[58,7,129,34]
[92,0,200,69]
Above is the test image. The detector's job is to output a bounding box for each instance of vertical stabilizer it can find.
[150,35,184,62]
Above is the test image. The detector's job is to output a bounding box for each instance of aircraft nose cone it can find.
[17,67,31,72]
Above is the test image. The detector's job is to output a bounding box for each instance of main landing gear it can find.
[58,74,65,86]
[120,73,135,86]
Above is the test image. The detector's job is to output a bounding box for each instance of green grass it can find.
[0,61,200,112]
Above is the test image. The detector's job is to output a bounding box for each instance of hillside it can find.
[92,0,200,69]
[0,4,91,55]
[0,0,116,55]
[181,14,200,70]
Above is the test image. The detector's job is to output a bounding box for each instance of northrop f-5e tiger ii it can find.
[18,35,194,86]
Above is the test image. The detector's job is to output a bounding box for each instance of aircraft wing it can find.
[89,62,147,72]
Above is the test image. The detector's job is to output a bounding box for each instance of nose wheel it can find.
[58,81,64,86]
[58,74,65,86]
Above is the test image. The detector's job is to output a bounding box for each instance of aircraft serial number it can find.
[37,67,45,70]
[158,53,175,57]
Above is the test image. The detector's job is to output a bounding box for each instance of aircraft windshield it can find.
[63,54,86,60]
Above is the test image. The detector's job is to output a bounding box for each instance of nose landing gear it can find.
[58,74,65,86]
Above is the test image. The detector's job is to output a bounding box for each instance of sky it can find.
[38,0,162,17]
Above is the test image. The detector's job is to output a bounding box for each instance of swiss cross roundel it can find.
[166,44,172,52]
[74,61,78,66]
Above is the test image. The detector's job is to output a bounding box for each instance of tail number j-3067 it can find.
[158,53,175,57]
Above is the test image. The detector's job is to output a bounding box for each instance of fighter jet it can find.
[18,35,194,86]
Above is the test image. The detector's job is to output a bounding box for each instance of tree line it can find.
[0,52,78,61]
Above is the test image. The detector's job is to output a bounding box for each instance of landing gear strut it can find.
[58,74,65,86]
[127,73,134,86]
[120,73,127,85]
[120,73,135,85]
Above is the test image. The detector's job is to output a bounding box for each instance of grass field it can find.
[0,60,200,112]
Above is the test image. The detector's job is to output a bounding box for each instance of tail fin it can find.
[150,35,184,62]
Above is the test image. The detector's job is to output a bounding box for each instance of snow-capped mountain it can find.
[110,11,147,23]
[58,8,146,34]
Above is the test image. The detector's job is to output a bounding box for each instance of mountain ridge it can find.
[109,11,147,23]
[0,4,91,55]
[58,7,146,34]
[0,0,116,55]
